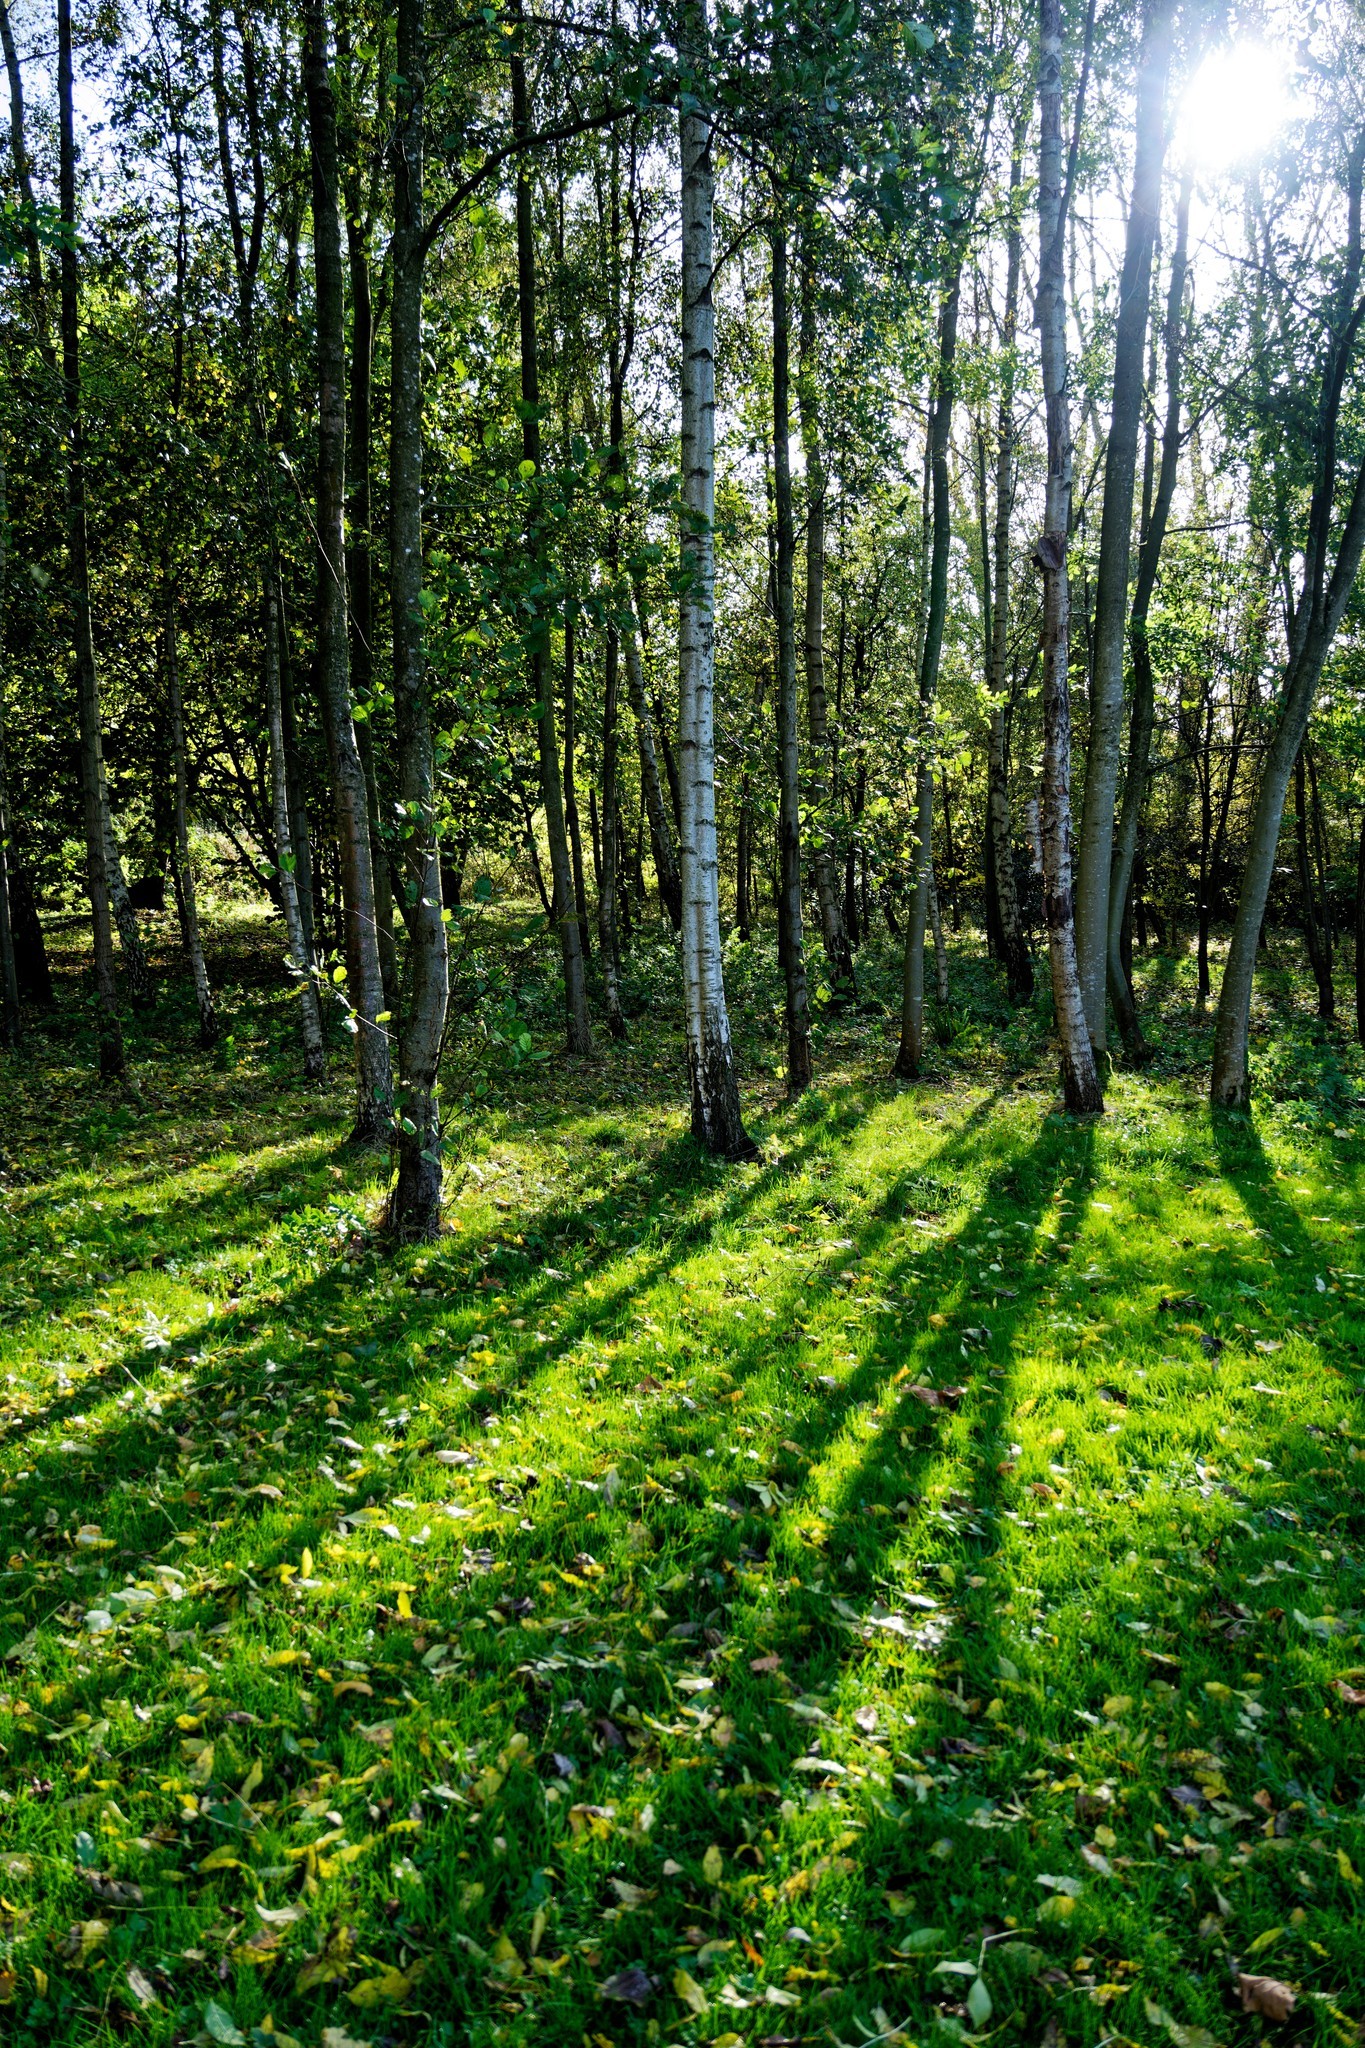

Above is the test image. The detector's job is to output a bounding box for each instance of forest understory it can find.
[0,910,1362,2048]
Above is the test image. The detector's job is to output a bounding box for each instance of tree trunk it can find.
[1211,137,1365,1108]
[770,222,813,1094]
[678,5,753,1156]
[342,143,399,1013]
[1035,0,1104,1114]
[986,128,1034,1003]
[266,580,326,1080]
[598,624,628,1038]
[562,607,593,964]
[58,0,122,1077]
[1296,747,1334,1018]
[303,0,393,1140]
[385,0,450,1239]
[1108,167,1192,1054]
[1309,742,1334,999]
[0,448,20,1047]
[927,860,950,1003]
[276,593,316,961]
[1073,0,1173,1049]
[511,16,593,1055]
[797,231,853,991]
[895,276,959,1078]
[8,868,52,1007]
[165,585,216,1045]
[625,622,682,928]
[1356,806,1365,1049]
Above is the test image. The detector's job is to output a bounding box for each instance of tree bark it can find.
[303,0,393,1140]
[895,276,959,1078]
[1356,805,1365,1050]
[986,128,1033,1002]
[510,12,593,1054]
[562,607,593,964]
[1212,147,1365,1109]
[678,1,753,1156]
[625,620,681,928]
[385,0,449,1238]
[1035,0,1104,1114]
[1073,0,1173,1049]
[770,222,813,1093]
[266,580,326,1079]
[0,450,19,1047]
[1108,167,1192,1053]
[797,231,852,991]
[1295,747,1334,1019]
[598,624,628,1037]
[58,0,122,1077]
[165,589,216,1044]
[341,108,400,1014]
[163,105,215,1048]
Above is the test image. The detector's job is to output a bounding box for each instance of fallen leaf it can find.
[203,2000,246,2046]
[1235,1975,1296,2022]
[674,1968,709,2015]
[600,1967,653,2005]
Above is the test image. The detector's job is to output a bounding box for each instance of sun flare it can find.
[1178,42,1299,171]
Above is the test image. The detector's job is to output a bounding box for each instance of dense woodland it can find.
[3,6,1365,2043]
[4,0,1365,1223]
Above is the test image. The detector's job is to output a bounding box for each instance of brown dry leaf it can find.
[1332,1679,1365,1708]
[750,1654,782,1674]
[1235,1974,1296,2022]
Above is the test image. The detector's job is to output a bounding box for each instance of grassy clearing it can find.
[0,915,1363,2048]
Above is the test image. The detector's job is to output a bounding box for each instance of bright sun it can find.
[1177,43,1298,172]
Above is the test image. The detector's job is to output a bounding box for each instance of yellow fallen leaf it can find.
[397,1590,413,1620]
[702,1844,724,1885]
[1337,1847,1360,1887]
[674,1969,709,2015]
[301,1547,314,1580]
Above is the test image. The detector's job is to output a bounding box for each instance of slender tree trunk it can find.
[0,453,18,1048]
[1356,806,1365,1049]
[678,4,752,1155]
[986,130,1033,1002]
[1073,0,1173,1048]
[770,222,813,1093]
[303,0,392,1140]
[276,593,316,960]
[1212,137,1365,1108]
[1309,743,1334,995]
[625,624,681,928]
[1035,0,1104,1114]
[1196,708,1213,1010]
[562,607,593,963]
[510,17,592,1054]
[165,587,216,1045]
[1109,168,1192,1053]
[736,777,752,940]
[266,581,326,1079]
[58,0,122,1076]
[102,806,153,1006]
[162,91,214,1047]
[927,860,950,1003]
[385,0,449,1237]
[342,163,399,1012]
[797,232,852,991]
[1296,747,1334,1018]
[895,276,959,1078]
[598,625,627,1037]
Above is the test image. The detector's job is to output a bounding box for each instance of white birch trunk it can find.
[678,9,752,1157]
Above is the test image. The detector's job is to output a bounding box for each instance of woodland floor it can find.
[0,909,1363,2048]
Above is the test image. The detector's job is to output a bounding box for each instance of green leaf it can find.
[204,2002,247,2047]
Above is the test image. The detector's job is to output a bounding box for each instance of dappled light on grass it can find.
[0,929,1362,2045]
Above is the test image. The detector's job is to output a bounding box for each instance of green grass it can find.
[0,914,1363,2048]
